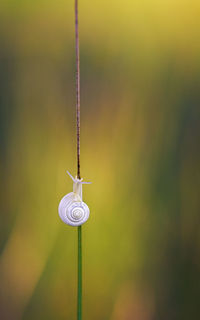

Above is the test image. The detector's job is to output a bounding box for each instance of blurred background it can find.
[0,0,200,319]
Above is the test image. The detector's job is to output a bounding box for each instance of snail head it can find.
[67,171,91,199]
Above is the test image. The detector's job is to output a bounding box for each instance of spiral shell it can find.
[58,171,91,227]
[58,192,90,226]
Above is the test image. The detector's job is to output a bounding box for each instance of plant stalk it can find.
[77,225,82,320]
[75,0,82,319]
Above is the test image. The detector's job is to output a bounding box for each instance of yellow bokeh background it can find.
[0,0,200,319]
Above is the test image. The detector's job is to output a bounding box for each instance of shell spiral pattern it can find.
[58,192,90,226]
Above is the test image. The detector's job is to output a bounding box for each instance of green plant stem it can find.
[77,225,82,320]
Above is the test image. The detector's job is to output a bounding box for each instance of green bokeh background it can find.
[0,0,200,319]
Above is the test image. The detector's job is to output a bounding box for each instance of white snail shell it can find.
[58,171,91,227]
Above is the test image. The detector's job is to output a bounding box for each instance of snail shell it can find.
[58,171,91,227]
[58,192,90,226]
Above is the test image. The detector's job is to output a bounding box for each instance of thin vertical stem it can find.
[75,0,81,180]
[77,226,82,320]
[75,1,82,320]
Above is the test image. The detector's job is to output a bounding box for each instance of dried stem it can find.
[75,0,81,180]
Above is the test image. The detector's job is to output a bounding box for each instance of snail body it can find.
[58,171,91,227]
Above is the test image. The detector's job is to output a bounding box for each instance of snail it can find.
[58,171,91,226]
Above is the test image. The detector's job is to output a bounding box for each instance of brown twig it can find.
[75,0,81,180]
